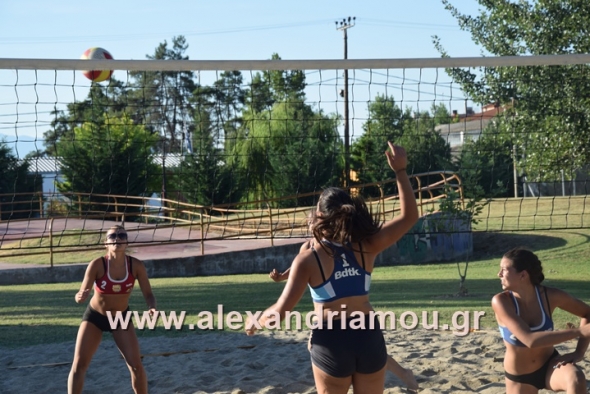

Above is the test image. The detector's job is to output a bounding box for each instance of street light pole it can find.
[336,16,355,189]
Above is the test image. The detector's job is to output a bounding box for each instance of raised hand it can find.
[385,141,408,174]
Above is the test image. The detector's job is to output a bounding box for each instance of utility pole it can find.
[336,16,355,189]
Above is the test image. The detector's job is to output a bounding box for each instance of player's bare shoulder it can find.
[491,291,511,310]
[128,255,144,266]
[86,256,104,273]
[292,247,316,271]
[128,256,147,276]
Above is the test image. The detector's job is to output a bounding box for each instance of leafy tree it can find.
[434,0,590,181]
[456,120,516,198]
[227,54,340,207]
[54,115,160,217]
[351,96,452,196]
[431,102,454,125]
[230,99,342,207]
[44,80,129,156]
[190,70,246,187]
[211,70,246,144]
[172,102,233,206]
[244,53,306,114]
[266,101,342,206]
[0,141,42,220]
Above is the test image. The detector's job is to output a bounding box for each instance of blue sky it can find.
[1,0,482,60]
[0,0,484,157]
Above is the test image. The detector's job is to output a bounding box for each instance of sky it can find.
[0,0,484,157]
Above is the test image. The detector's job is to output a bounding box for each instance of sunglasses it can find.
[106,232,128,240]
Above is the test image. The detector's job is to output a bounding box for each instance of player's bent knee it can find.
[556,364,587,391]
[568,367,586,389]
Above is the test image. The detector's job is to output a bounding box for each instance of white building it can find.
[435,104,505,155]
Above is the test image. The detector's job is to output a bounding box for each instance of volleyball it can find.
[80,47,114,82]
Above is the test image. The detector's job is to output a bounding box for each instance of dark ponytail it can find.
[313,187,381,246]
[503,247,545,285]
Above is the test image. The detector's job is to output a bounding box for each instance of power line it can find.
[0,17,462,46]
[360,17,459,31]
[0,19,337,46]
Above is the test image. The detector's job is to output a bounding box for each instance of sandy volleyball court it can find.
[2,327,587,393]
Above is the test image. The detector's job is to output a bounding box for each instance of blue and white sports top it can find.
[308,240,371,303]
[498,286,554,347]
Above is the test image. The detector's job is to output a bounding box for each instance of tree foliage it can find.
[455,121,515,198]
[39,39,458,212]
[351,96,452,196]
[0,141,42,220]
[435,0,590,181]
[55,115,160,215]
[230,100,342,207]
[173,102,233,206]
[44,80,128,156]
[127,36,197,154]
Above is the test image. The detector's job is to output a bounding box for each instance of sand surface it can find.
[3,327,588,393]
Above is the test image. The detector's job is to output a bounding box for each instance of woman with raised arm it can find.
[68,225,157,394]
[248,141,419,393]
[493,247,590,394]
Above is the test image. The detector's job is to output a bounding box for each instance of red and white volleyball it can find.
[80,47,114,82]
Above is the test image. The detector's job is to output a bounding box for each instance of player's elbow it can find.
[521,336,542,349]
[407,208,419,224]
[400,210,419,229]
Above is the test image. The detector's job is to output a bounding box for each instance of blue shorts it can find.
[310,314,387,377]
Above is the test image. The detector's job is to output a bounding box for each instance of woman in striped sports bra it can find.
[247,142,419,393]
[268,218,419,391]
[492,247,590,393]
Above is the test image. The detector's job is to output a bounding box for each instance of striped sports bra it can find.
[498,286,554,347]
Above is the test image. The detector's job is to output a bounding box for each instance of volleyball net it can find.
[0,55,589,260]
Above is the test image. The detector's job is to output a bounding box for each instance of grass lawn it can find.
[1,228,589,349]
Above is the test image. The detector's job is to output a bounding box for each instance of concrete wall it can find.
[0,243,301,286]
[394,212,473,264]
[0,215,472,286]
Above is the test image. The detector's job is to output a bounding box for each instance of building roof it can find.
[22,154,184,174]
[25,157,62,173]
[436,118,493,134]
[435,103,507,135]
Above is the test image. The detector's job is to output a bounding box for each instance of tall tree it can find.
[227,54,339,207]
[194,71,247,156]
[434,0,590,181]
[172,101,234,206]
[127,36,197,154]
[244,53,306,114]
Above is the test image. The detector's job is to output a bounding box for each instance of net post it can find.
[49,217,54,268]
[200,208,205,256]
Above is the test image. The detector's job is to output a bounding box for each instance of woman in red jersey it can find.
[68,225,156,394]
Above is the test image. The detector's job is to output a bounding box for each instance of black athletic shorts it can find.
[310,314,387,377]
[82,305,130,332]
[504,349,560,390]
